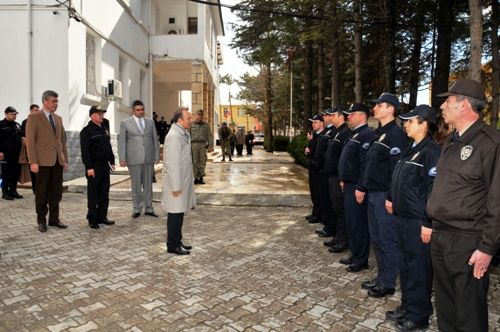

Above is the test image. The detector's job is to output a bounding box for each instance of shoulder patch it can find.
[390,147,401,155]
[362,142,370,150]
[428,166,437,177]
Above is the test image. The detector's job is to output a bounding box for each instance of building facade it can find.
[219,103,263,134]
[0,0,223,180]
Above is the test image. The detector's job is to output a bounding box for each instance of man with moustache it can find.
[304,114,324,224]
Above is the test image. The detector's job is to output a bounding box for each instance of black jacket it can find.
[361,120,408,192]
[390,136,440,226]
[324,123,351,176]
[312,125,336,172]
[80,121,115,170]
[0,119,22,162]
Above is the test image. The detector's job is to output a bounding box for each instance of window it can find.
[238,109,246,116]
[169,17,175,24]
[86,33,97,95]
[188,17,198,34]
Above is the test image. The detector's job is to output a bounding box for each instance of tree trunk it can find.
[353,0,362,102]
[318,40,325,112]
[468,0,483,81]
[409,6,425,109]
[264,62,273,152]
[383,0,397,92]
[491,0,499,127]
[331,1,340,106]
[303,40,314,132]
[431,0,455,109]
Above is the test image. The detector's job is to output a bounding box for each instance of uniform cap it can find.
[344,103,370,115]
[4,106,18,114]
[324,105,346,115]
[436,78,486,101]
[399,104,437,125]
[369,92,400,109]
[197,110,204,115]
[89,106,106,116]
[308,114,324,122]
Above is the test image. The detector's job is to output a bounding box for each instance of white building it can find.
[0,0,224,179]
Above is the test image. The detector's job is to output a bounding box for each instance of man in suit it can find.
[26,90,69,233]
[118,100,160,218]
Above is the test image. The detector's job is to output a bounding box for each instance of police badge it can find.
[460,145,473,160]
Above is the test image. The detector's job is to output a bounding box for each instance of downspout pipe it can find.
[28,0,33,104]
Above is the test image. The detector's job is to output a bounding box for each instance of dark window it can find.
[188,17,198,34]
[169,17,175,24]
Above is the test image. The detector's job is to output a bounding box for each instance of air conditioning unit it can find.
[108,79,122,98]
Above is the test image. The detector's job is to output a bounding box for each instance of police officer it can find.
[312,111,337,237]
[323,106,351,252]
[80,106,116,229]
[304,114,324,224]
[191,110,213,184]
[357,93,408,298]
[427,79,500,332]
[338,103,375,272]
[385,105,440,331]
[0,107,23,200]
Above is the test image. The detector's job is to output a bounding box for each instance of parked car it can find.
[253,133,264,145]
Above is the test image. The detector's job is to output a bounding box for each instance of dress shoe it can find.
[181,243,192,250]
[48,221,68,229]
[329,244,348,253]
[396,318,429,331]
[304,214,312,220]
[229,158,233,161]
[346,264,369,272]
[308,217,320,224]
[315,229,334,237]
[132,212,141,218]
[89,222,99,229]
[386,306,408,322]
[145,211,159,217]
[339,257,353,265]
[367,284,395,298]
[99,219,115,225]
[167,247,190,255]
[221,158,225,162]
[2,194,14,200]
[38,223,47,233]
[361,278,379,289]
[324,238,336,247]
[12,192,23,199]
[152,176,157,183]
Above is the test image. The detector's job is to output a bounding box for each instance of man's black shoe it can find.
[145,212,159,217]
[324,238,336,247]
[198,177,205,185]
[2,194,14,200]
[48,221,68,229]
[329,244,347,253]
[99,219,115,225]
[167,247,190,255]
[304,214,312,220]
[315,229,334,237]
[132,212,141,218]
[396,318,429,331]
[181,243,192,250]
[152,176,157,183]
[194,178,200,184]
[386,306,408,322]
[346,264,369,272]
[308,217,320,224]
[12,192,23,199]
[367,284,395,298]
[89,222,99,229]
[361,279,378,289]
[38,224,47,233]
[339,257,353,265]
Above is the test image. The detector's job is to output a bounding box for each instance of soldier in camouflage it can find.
[190,110,213,184]
[219,122,233,162]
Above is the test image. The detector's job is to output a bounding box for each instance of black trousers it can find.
[35,164,63,225]
[431,230,489,332]
[246,144,253,155]
[87,162,110,223]
[329,175,347,245]
[167,212,184,250]
[343,182,370,266]
[236,144,243,156]
[308,166,320,218]
[318,172,336,233]
[1,160,20,195]
[396,216,433,324]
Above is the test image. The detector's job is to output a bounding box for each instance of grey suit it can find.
[118,116,160,214]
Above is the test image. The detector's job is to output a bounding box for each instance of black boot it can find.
[198,177,205,184]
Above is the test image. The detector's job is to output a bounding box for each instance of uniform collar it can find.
[454,120,484,144]
[376,119,397,135]
[352,123,368,133]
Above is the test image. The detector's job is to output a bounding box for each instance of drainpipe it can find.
[27,0,33,104]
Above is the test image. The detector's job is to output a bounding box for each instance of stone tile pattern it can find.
[1,193,499,331]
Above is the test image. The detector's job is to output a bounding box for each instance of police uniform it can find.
[0,108,23,199]
[361,119,408,293]
[390,135,440,326]
[427,120,500,332]
[324,122,351,250]
[80,110,115,228]
[306,120,322,223]
[312,123,337,235]
[190,117,213,183]
[338,121,375,268]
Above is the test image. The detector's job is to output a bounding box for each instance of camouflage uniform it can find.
[219,125,232,161]
[190,120,213,179]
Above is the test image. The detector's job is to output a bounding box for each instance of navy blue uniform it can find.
[338,124,375,266]
[361,120,408,289]
[80,121,115,224]
[390,136,440,325]
[324,123,351,245]
[0,119,23,197]
[307,131,321,220]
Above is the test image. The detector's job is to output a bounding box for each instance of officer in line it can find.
[427,79,500,332]
[338,103,375,272]
[385,105,440,331]
[190,110,213,185]
[323,105,351,253]
[304,114,324,224]
[312,110,337,238]
[80,106,116,229]
[357,93,408,298]
[0,107,23,200]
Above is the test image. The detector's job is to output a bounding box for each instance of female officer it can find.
[384,105,441,331]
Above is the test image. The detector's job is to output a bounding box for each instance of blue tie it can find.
[49,114,56,133]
